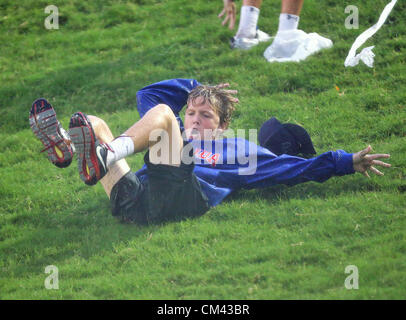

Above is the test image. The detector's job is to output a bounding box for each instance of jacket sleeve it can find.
[238,148,355,189]
[136,78,200,130]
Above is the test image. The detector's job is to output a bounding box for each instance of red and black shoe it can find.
[68,112,109,186]
[29,98,74,168]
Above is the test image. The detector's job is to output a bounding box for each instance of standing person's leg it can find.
[235,0,263,39]
[281,0,303,15]
[231,0,271,50]
[278,0,303,32]
[264,0,333,62]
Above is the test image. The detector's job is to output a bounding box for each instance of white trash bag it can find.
[263,29,333,63]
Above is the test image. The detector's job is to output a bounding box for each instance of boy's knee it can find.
[154,104,172,114]
[87,115,106,130]
[151,104,175,128]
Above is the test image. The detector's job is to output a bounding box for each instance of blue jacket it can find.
[135,79,355,207]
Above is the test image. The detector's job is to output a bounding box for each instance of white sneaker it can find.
[230,29,272,50]
[263,29,333,62]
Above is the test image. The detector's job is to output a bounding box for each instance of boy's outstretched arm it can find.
[237,145,391,190]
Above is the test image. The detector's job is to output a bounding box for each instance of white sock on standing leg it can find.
[235,6,260,39]
[277,13,300,32]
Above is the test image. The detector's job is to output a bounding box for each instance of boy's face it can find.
[184,96,224,140]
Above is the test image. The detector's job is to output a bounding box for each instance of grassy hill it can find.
[0,0,405,299]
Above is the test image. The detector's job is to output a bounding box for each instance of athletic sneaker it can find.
[29,98,74,168]
[230,29,272,50]
[68,112,109,186]
[263,29,333,63]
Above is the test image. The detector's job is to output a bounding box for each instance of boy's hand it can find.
[214,83,239,103]
[218,0,236,30]
[352,145,391,178]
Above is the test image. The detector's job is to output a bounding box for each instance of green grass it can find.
[1,0,405,299]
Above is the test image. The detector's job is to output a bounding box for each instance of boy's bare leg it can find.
[87,115,131,198]
[122,104,184,167]
[86,104,183,196]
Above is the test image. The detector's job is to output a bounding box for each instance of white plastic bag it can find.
[263,29,333,63]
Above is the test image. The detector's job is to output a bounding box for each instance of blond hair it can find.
[187,85,236,128]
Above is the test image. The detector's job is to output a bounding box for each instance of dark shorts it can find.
[109,142,210,225]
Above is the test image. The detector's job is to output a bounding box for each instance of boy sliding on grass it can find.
[29,79,391,224]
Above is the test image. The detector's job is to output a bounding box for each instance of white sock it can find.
[105,135,134,167]
[278,13,300,32]
[235,6,260,39]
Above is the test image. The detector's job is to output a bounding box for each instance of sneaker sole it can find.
[29,98,73,168]
[68,112,100,185]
